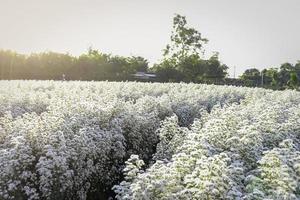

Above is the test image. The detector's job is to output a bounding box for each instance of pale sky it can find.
[1,0,300,77]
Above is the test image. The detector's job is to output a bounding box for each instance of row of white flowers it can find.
[0,80,258,199]
[114,90,300,199]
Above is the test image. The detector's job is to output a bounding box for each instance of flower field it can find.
[0,80,299,199]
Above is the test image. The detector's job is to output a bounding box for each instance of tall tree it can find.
[163,14,208,63]
[154,14,227,83]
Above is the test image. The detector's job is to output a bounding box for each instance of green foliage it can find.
[163,14,208,63]
[288,72,299,89]
[203,53,228,81]
[152,59,184,82]
[154,14,227,83]
[240,62,300,90]
[262,68,279,88]
[0,49,149,81]
[240,68,261,87]
[127,56,149,73]
[0,13,299,90]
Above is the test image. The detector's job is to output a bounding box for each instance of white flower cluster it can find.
[244,139,300,199]
[114,90,300,199]
[0,80,253,199]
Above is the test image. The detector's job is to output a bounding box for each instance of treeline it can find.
[0,14,228,84]
[1,48,299,90]
[0,49,149,81]
[0,13,299,90]
[240,63,300,90]
[0,49,227,83]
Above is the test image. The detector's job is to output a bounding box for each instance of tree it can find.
[0,50,26,80]
[294,61,300,80]
[240,68,261,87]
[107,55,130,80]
[163,14,208,63]
[71,49,110,80]
[127,56,149,73]
[153,14,227,83]
[262,68,279,89]
[152,59,183,82]
[203,53,228,82]
[278,63,294,87]
[287,72,299,89]
[37,52,75,80]
[175,54,206,82]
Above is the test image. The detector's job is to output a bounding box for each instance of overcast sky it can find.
[1,0,300,76]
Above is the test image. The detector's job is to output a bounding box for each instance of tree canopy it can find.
[240,62,300,90]
[0,14,299,90]
[153,14,228,83]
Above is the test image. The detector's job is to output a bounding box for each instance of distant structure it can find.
[233,66,236,79]
[133,72,157,80]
